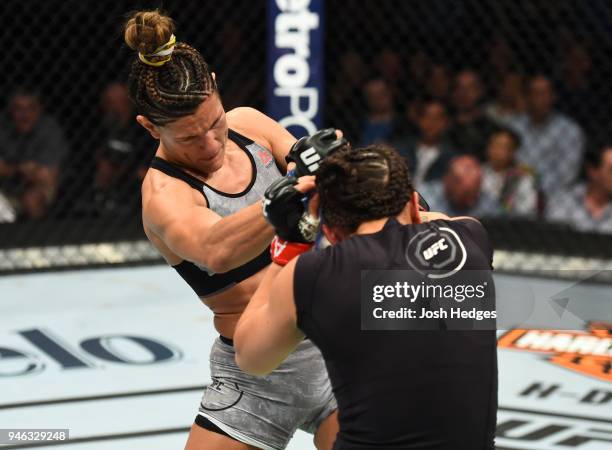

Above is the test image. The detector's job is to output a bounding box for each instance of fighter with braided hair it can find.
[235,144,498,450]
[126,9,339,450]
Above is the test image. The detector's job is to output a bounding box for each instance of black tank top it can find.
[294,218,497,450]
[150,129,282,297]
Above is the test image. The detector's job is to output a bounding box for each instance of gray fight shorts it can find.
[197,337,337,450]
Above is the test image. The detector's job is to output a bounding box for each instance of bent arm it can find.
[145,187,274,273]
[234,259,304,375]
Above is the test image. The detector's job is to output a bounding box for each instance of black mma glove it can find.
[262,176,319,244]
[285,128,348,177]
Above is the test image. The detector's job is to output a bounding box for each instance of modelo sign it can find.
[267,0,323,137]
[0,328,181,377]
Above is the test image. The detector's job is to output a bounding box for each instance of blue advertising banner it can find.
[267,0,324,138]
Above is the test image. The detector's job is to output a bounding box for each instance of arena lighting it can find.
[0,240,162,273]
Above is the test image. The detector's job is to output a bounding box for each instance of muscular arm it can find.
[145,109,298,273]
[144,182,274,273]
[234,258,304,375]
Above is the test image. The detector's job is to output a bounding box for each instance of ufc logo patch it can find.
[423,238,448,261]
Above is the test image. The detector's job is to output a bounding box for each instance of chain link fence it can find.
[2,0,612,273]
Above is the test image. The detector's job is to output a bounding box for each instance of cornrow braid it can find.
[124,10,217,125]
[317,145,414,231]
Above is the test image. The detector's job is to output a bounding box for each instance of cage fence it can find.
[1,0,612,276]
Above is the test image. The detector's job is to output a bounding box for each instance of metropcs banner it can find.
[267,0,324,138]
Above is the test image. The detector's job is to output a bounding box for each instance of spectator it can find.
[508,75,584,197]
[0,89,68,220]
[71,136,143,218]
[485,72,526,125]
[557,41,596,133]
[482,127,539,217]
[418,155,500,217]
[404,50,432,125]
[447,69,498,160]
[102,82,133,131]
[100,82,150,179]
[546,145,612,233]
[328,51,367,144]
[484,36,517,90]
[375,48,403,93]
[214,22,263,110]
[425,63,451,102]
[359,78,397,146]
[376,48,414,113]
[406,50,431,96]
[394,99,456,186]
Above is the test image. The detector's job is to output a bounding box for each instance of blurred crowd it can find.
[0,83,149,224]
[328,39,612,234]
[1,37,611,235]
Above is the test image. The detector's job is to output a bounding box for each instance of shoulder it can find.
[37,115,64,135]
[438,217,489,240]
[226,106,265,123]
[142,169,206,228]
[507,113,528,130]
[226,107,277,147]
[554,114,582,134]
[295,242,354,280]
[226,107,259,134]
[550,183,583,205]
[295,245,331,274]
[419,211,451,222]
[293,249,328,306]
[227,107,278,134]
[445,218,493,262]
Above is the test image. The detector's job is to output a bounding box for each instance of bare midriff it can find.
[199,268,267,338]
[143,221,269,339]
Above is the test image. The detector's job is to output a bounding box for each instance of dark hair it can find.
[415,96,449,118]
[527,73,556,92]
[490,125,521,150]
[123,10,217,126]
[317,145,414,232]
[585,139,612,169]
[9,87,41,103]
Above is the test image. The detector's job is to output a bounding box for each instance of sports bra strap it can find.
[150,157,204,191]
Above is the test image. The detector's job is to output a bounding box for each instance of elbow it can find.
[204,249,233,274]
[234,343,272,376]
[235,352,271,377]
[233,329,272,376]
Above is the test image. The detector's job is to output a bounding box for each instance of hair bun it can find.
[124,10,175,56]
